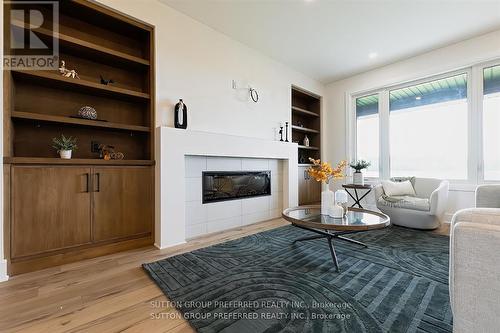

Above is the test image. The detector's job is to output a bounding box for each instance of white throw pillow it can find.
[381,180,416,197]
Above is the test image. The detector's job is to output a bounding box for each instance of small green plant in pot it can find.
[349,160,371,185]
[52,134,78,159]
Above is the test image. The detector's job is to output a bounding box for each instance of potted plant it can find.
[52,134,78,159]
[307,158,347,215]
[349,160,371,185]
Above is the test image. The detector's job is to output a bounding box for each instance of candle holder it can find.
[335,190,349,217]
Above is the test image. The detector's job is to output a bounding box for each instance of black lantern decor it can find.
[174,99,188,129]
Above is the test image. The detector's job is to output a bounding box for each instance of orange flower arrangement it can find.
[307,158,347,184]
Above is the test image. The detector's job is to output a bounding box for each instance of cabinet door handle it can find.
[95,173,100,192]
[304,169,308,180]
[85,173,90,192]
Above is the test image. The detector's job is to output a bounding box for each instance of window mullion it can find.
[379,90,390,180]
[471,65,483,183]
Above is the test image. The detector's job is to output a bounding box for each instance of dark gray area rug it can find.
[143,225,452,333]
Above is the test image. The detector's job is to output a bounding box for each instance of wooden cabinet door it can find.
[308,177,322,203]
[92,167,152,242]
[11,166,92,258]
[298,166,309,205]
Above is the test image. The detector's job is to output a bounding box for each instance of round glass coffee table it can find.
[282,205,390,272]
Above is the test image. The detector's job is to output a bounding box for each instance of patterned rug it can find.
[143,225,452,333]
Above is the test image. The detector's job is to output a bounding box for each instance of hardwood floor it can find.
[0,218,288,333]
[0,218,450,333]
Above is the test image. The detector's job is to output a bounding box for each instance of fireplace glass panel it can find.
[202,171,271,203]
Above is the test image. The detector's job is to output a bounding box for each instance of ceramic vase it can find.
[321,187,334,215]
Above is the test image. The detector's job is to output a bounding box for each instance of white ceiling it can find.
[160,0,500,83]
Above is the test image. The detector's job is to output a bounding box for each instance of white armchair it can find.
[450,184,500,332]
[374,178,449,230]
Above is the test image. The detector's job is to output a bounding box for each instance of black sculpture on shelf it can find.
[100,75,114,85]
[285,122,289,142]
[174,99,188,129]
[279,126,284,141]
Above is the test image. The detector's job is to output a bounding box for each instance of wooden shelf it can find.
[298,145,319,150]
[12,111,150,133]
[12,70,150,101]
[292,106,319,117]
[11,20,150,67]
[292,125,319,134]
[4,157,154,166]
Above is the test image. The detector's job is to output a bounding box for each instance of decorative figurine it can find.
[100,75,114,85]
[279,126,284,141]
[59,60,80,79]
[78,106,97,120]
[98,144,124,160]
[303,135,310,147]
[174,99,188,129]
[285,122,289,142]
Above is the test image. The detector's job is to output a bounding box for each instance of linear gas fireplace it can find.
[202,171,271,204]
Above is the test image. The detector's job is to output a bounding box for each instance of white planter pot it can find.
[59,150,72,159]
[321,188,334,215]
[353,172,364,185]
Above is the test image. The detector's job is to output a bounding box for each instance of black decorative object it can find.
[279,126,284,141]
[174,99,188,129]
[285,121,289,142]
[100,75,114,85]
[299,154,306,164]
[249,87,259,103]
[78,106,97,120]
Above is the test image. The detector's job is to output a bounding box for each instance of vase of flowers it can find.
[349,160,371,185]
[307,158,347,215]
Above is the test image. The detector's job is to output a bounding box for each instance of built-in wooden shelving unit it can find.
[3,0,155,275]
[11,111,151,132]
[292,86,322,205]
[291,87,321,164]
[4,157,154,166]
[11,70,151,101]
[292,125,319,134]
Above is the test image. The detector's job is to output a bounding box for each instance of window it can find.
[389,73,468,179]
[483,64,500,181]
[355,94,379,177]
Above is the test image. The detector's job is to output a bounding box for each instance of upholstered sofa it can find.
[450,184,500,332]
[374,178,449,230]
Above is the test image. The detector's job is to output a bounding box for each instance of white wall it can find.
[98,0,324,140]
[324,29,500,217]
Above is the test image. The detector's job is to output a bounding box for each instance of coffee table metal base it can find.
[292,225,368,272]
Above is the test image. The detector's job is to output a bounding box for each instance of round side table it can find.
[342,184,373,208]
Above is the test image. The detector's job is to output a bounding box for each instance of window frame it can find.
[478,59,500,183]
[347,62,500,187]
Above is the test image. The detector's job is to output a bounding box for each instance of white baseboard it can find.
[154,241,186,250]
[0,259,9,282]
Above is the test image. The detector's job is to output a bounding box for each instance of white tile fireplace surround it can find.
[185,156,283,239]
[157,127,298,249]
